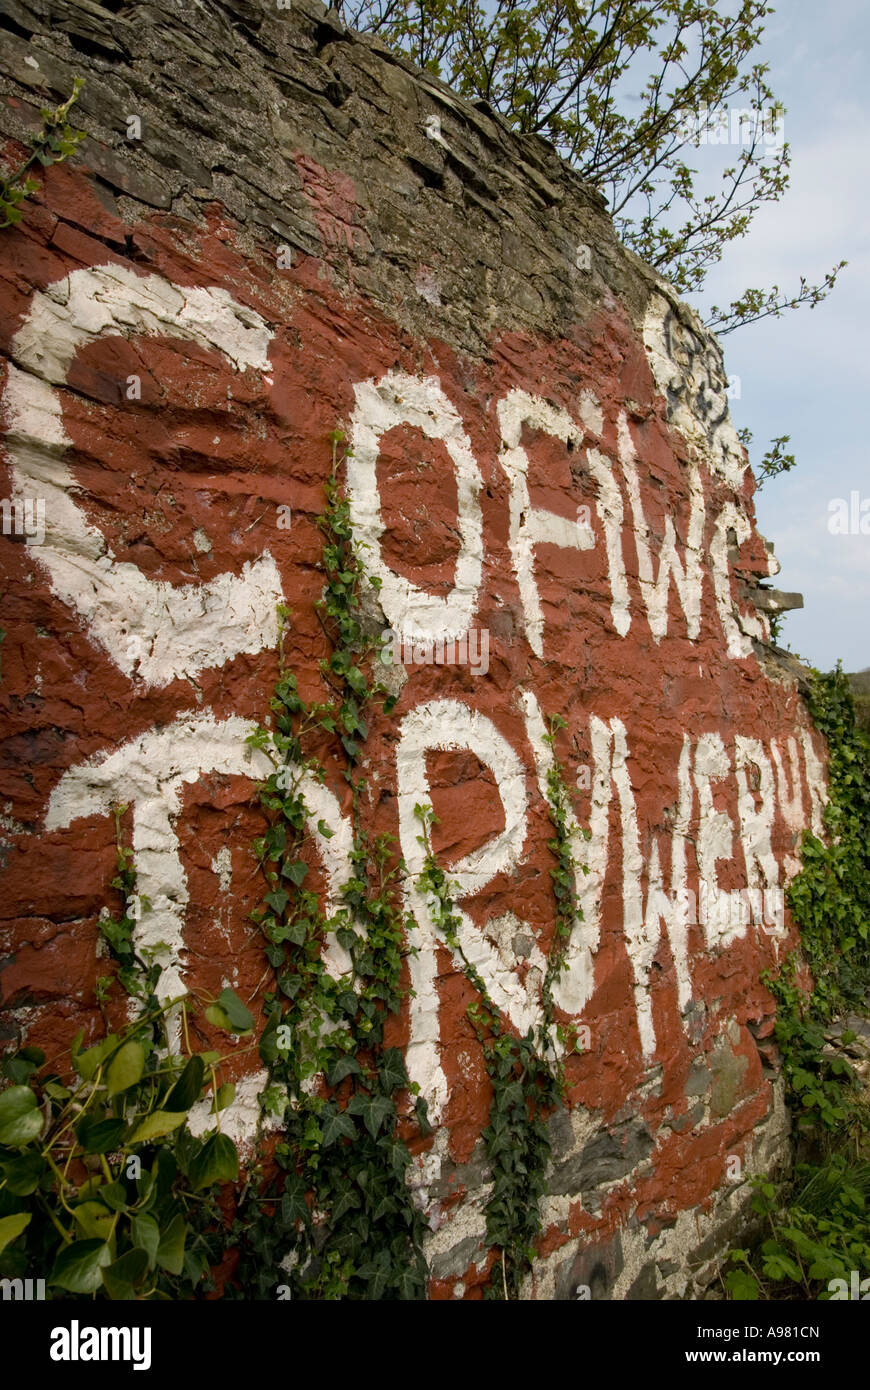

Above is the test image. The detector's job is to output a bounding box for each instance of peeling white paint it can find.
[642,291,747,489]
[710,502,768,660]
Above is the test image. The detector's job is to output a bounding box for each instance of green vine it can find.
[1,428,597,1302]
[541,712,589,1053]
[231,431,428,1299]
[415,803,562,1299]
[723,664,870,1300]
[1,79,86,231]
[0,814,250,1299]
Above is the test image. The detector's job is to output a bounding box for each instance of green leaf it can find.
[331,1187,361,1222]
[1,1151,44,1195]
[281,860,309,886]
[127,1110,187,1144]
[51,1238,112,1294]
[77,1116,126,1154]
[101,1246,149,1300]
[165,1054,205,1112]
[106,1040,145,1096]
[99,1181,128,1212]
[280,1180,310,1228]
[75,1035,116,1081]
[216,987,255,1032]
[328,1055,361,1086]
[0,1085,43,1147]
[189,1132,238,1190]
[348,1094,394,1138]
[378,1047,408,1093]
[73,1200,115,1243]
[212,1083,235,1113]
[131,1214,160,1269]
[205,1004,233,1031]
[397,1264,422,1299]
[0,1211,31,1254]
[156,1213,187,1275]
[321,1107,356,1147]
[1,1048,43,1084]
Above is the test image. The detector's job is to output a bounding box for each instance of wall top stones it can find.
[1,0,664,351]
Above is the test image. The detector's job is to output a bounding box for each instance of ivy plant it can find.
[1,79,86,231]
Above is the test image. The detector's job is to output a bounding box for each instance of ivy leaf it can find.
[216,987,255,1032]
[321,1107,357,1148]
[102,1247,149,1300]
[50,1239,112,1294]
[328,1055,361,1086]
[348,1094,394,1138]
[0,1085,43,1147]
[106,1040,145,1096]
[281,860,309,887]
[281,1180,310,1229]
[264,888,290,914]
[189,1133,238,1190]
[165,1054,205,1112]
[362,1261,389,1300]
[378,1048,408,1094]
[397,1264,422,1300]
[127,1110,187,1144]
[156,1213,187,1275]
[331,1187,361,1222]
[0,1211,31,1255]
[414,1096,433,1138]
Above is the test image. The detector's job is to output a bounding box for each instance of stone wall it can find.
[0,0,826,1298]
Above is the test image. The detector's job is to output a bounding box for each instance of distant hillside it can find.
[848,669,870,734]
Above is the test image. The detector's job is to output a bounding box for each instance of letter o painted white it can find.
[348,372,483,642]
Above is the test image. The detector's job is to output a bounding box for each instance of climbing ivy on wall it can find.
[0,79,86,230]
[0,428,595,1302]
[0,817,249,1299]
[723,665,870,1300]
[415,710,588,1299]
[230,433,429,1299]
[232,433,593,1301]
[416,805,561,1298]
[762,665,870,1136]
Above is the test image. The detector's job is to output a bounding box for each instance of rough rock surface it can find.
[0,0,826,1298]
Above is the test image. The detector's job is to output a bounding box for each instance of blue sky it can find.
[692,0,869,672]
